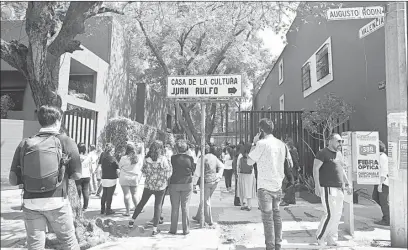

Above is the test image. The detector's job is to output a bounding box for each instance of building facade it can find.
[1,16,174,141]
[254,1,387,144]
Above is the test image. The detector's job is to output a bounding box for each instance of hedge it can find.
[98,117,185,155]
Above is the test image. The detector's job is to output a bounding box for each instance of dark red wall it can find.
[254,2,387,144]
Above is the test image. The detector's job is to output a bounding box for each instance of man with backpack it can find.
[8,105,81,250]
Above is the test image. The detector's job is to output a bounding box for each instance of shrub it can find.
[1,95,15,118]
[98,117,184,155]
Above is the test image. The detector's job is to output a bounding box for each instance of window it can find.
[279,94,284,111]
[301,62,311,91]
[303,37,333,98]
[68,75,96,102]
[278,59,284,85]
[0,88,25,111]
[316,44,329,81]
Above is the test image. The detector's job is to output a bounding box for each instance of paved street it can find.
[0,178,400,250]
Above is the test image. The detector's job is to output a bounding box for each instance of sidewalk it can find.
[1,182,402,250]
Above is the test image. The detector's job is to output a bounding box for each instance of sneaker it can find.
[106,209,116,215]
[152,229,161,236]
[245,207,252,211]
[326,238,339,247]
[168,231,176,235]
[101,209,105,215]
[316,237,326,246]
[240,206,247,210]
[129,221,134,228]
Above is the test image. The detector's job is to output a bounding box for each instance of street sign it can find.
[359,16,385,39]
[327,6,384,21]
[166,75,242,99]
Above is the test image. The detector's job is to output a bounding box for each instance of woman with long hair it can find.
[99,143,119,215]
[129,140,172,236]
[119,142,144,216]
[237,143,257,210]
[76,143,92,211]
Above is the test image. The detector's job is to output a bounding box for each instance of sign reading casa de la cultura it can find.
[167,75,242,99]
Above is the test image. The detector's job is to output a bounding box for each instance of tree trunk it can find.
[205,103,217,143]
[179,103,200,143]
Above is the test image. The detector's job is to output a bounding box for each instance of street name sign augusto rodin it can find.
[327,6,384,21]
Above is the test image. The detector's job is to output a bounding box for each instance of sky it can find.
[259,28,287,57]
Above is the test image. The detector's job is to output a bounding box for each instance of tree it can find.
[1,2,127,248]
[1,2,125,108]
[122,2,296,144]
[302,93,354,149]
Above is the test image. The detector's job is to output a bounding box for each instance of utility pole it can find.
[385,2,407,248]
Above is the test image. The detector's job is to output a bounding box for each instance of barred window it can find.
[301,62,311,91]
[316,44,329,81]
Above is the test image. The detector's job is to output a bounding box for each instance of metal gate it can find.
[62,109,98,146]
[235,111,350,173]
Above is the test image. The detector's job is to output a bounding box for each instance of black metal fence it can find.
[62,109,98,146]
[235,111,350,174]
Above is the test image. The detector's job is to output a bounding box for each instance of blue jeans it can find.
[258,188,283,250]
[195,182,218,224]
[169,183,193,233]
[23,201,79,250]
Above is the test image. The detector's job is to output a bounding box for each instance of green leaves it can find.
[98,117,183,155]
[302,93,354,144]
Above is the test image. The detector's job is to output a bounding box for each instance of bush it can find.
[98,117,184,155]
[1,95,15,118]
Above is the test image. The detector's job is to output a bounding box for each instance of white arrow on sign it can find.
[327,6,384,21]
[359,16,385,39]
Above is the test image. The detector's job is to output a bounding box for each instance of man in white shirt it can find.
[372,140,390,226]
[247,118,293,250]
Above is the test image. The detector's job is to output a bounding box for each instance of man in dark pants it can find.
[280,138,300,206]
[372,140,390,226]
[233,145,242,206]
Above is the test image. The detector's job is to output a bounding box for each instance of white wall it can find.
[0,119,41,185]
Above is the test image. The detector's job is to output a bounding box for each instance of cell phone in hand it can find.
[259,130,265,139]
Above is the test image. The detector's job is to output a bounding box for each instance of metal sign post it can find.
[200,102,206,228]
[166,74,242,228]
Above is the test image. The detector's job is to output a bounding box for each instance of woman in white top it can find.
[76,143,92,211]
[237,143,257,210]
[119,142,144,216]
[223,147,234,192]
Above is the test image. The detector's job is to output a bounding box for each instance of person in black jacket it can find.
[280,138,299,206]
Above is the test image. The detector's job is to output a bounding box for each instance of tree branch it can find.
[137,18,170,75]
[48,2,123,58]
[186,32,206,69]
[0,39,28,77]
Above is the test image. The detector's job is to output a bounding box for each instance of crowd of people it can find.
[8,105,390,250]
